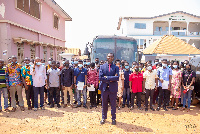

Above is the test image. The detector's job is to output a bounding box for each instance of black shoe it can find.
[47,102,51,106]
[74,101,77,104]
[83,105,88,109]
[77,104,81,107]
[57,104,61,108]
[50,104,54,108]
[145,108,148,111]
[163,107,168,111]
[150,107,155,111]
[127,104,130,108]
[100,119,105,125]
[138,107,142,110]
[112,120,116,125]
[118,107,121,110]
[172,108,178,110]
[130,106,134,110]
[178,104,183,107]
[122,104,125,108]
[167,106,173,109]
[156,107,160,111]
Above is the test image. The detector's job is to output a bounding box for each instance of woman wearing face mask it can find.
[181,64,196,111]
[169,61,182,110]
[116,61,124,110]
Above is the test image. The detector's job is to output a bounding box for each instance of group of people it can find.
[0,54,196,125]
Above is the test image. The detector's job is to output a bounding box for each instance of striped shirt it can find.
[0,67,6,88]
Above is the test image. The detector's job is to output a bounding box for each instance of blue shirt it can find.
[124,69,131,88]
[157,67,172,87]
[74,67,87,84]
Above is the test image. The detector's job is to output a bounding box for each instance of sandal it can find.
[4,108,10,112]
[20,106,25,111]
[11,107,16,112]
[172,108,178,110]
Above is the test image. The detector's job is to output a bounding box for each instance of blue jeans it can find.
[183,89,192,109]
[0,88,8,110]
[123,88,130,105]
[33,86,44,108]
[77,88,87,105]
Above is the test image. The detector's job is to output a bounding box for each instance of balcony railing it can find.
[189,32,200,36]
[154,30,200,36]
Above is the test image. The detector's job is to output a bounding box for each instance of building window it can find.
[156,27,162,31]
[17,43,24,64]
[43,46,47,62]
[30,44,35,59]
[134,23,146,29]
[50,48,53,59]
[16,0,40,19]
[54,14,59,29]
[57,50,60,61]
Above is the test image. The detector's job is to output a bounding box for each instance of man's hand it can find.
[160,79,164,83]
[7,86,10,90]
[83,85,87,89]
[168,84,171,90]
[155,86,157,91]
[25,85,28,90]
[70,85,73,89]
[130,90,132,93]
[143,88,146,93]
[75,84,77,88]
[87,83,90,87]
[62,86,65,90]
[122,87,124,91]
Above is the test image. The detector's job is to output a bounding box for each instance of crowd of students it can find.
[0,56,196,112]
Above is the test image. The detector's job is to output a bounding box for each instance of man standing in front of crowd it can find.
[157,59,172,111]
[21,57,34,110]
[30,57,47,111]
[5,56,25,112]
[0,59,9,112]
[99,53,119,125]
[61,60,74,108]
[74,60,88,108]
[143,63,158,111]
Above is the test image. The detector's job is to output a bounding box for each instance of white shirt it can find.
[30,65,47,87]
[47,68,60,87]
[143,70,158,90]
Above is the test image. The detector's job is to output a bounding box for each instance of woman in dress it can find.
[116,61,124,110]
[170,61,182,110]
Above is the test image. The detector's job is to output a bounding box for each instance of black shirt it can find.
[182,70,196,86]
[61,67,74,87]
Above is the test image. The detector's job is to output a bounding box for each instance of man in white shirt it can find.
[143,63,158,111]
[47,61,61,108]
[30,57,47,111]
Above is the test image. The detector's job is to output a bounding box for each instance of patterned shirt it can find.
[21,65,33,86]
[0,67,6,88]
[5,63,22,87]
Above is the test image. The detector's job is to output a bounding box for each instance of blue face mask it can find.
[48,61,52,64]
[71,61,74,64]
[74,61,78,64]
[87,62,90,65]
[42,63,45,66]
[12,61,17,64]
[132,65,135,68]
[78,64,83,68]
[155,62,158,65]
[173,65,178,69]
[36,62,41,65]
[25,63,30,66]
[62,61,65,64]
[125,66,129,69]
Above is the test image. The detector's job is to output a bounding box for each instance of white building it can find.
[117,11,200,52]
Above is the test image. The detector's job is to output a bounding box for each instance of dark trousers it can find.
[101,89,117,120]
[61,90,64,103]
[131,92,141,108]
[33,86,44,108]
[166,89,171,105]
[158,87,168,108]
[48,88,57,104]
[67,91,70,103]
[25,85,34,107]
[145,89,155,108]
[153,88,159,104]
[89,91,96,106]
[49,87,60,105]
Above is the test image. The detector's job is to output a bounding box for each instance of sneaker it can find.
[28,107,32,110]
[41,106,45,110]
[20,106,25,111]
[150,107,155,111]
[34,108,38,111]
[112,120,116,125]
[4,108,10,112]
[11,107,16,112]
[90,105,92,109]
[74,101,77,104]
[127,104,130,108]
[130,106,134,110]
[145,108,148,111]
[118,107,121,110]
[50,104,54,108]
[83,105,88,109]
[57,104,61,108]
[63,104,67,108]
[156,107,160,111]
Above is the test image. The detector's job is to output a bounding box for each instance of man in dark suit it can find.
[99,53,119,125]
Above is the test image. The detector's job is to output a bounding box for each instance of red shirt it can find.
[129,72,143,93]
[152,65,157,70]
[87,68,99,87]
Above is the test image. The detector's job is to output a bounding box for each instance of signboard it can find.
[169,16,186,21]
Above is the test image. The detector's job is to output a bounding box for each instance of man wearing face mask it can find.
[73,58,79,69]
[95,58,99,66]
[131,61,137,72]
[5,56,25,112]
[143,63,158,111]
[46,58,53,105]
[30,57,47,111]
[156,59,172,111]
[60,60,74,108]
[152,59,159,70]
[129,64,143,110]
[74,60,88,108]
[21,57,34,110]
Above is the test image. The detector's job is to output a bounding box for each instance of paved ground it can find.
[0,90,199,134]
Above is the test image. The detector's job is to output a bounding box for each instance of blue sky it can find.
[55,0,200,53]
